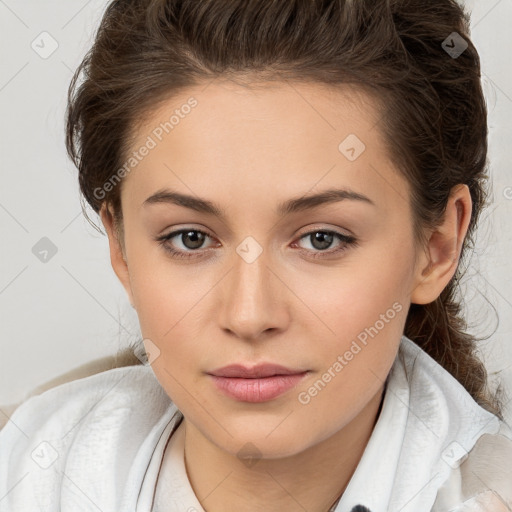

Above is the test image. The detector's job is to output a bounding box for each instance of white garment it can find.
[0,335,511,512]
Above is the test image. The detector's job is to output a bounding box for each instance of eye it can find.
[156,229,217,260]
[293,229,358,259]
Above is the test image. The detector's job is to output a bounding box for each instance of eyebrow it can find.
[142,187,375,219]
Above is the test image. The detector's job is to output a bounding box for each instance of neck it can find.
[182,386,385,512]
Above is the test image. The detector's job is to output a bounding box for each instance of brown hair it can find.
[65,0,505,419]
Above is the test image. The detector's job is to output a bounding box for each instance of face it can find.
[102,78,433,459]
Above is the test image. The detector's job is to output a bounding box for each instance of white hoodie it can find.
[0,335,511,512]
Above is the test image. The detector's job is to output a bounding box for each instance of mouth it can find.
[206,363,310,402]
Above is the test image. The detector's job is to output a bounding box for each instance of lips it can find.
[207,363,310,402]
[207,363,307,379]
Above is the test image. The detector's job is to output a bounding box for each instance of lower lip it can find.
[208,372,309,402]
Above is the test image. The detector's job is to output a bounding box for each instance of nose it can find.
[218,248,289,341]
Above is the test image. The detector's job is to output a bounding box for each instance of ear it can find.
[411,184,472,305]
[99,203,135,308]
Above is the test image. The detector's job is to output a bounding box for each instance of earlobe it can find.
[411,184,472,305]
[99,203,135,308]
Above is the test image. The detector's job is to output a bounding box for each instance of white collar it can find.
[335,335,502,512]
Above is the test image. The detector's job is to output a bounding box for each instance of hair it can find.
[65,0,505,419]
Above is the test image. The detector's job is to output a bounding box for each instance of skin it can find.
[100,78,472,512]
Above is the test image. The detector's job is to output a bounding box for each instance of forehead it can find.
[132,78,381,147]
[121,79,410,217]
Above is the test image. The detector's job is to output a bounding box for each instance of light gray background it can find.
[1,0,511,425]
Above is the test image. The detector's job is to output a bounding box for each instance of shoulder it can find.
[0,364,174,508]
[1,364,171,439]
[432,420,512,511]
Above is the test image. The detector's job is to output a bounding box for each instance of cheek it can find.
[289,258,409,345]
[126,253,216,383]
[295,334,399,445]
[291,263,409,409]
[127,250,204,336]
[294,275,407,421]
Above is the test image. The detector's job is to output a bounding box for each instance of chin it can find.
[212,423,314,461]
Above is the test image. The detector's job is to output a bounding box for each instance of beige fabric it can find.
[0,348,142,431]
[432,425,512,511]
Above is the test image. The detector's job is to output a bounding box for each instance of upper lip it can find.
[207,363,308,378]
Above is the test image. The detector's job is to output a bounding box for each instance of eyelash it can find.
[155,228,358,261]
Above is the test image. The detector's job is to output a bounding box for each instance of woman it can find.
[1,0,511,511]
